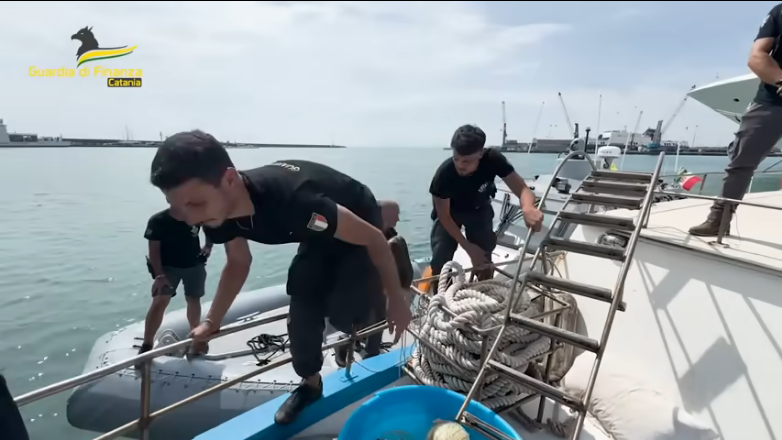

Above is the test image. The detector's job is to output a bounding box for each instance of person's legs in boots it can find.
[182,263,208,354]
[464,204,497,281]
[690,102,782,236]
[275,246,328,425]
[429,219,459,293]
[137,269,180,368]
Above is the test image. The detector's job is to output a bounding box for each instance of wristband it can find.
[155,274,167,280]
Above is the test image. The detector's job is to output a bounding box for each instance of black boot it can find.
[274,378,323,425]
[688,217,731,237]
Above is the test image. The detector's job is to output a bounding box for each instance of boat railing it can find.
[657,167,782,195]
[12,257,542,440]
[17,152,782,440]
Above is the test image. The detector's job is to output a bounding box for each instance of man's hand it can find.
[151,276,170,296]
[189,320,219,342]
[200,245,212,258]
[522,206,544,232]
[386,290,412,343]
[462,242,490,268]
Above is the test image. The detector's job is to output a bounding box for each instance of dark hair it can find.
[450,124,486,156]
[150,130,234,190]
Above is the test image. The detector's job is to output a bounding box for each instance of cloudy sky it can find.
[0,1,777,147]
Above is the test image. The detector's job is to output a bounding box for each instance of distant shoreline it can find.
[0,143,346,149]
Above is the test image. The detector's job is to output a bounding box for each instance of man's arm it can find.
[749,7,782,85]
[143,218,165,277]
[147,241,165,278]
[288,191,403,298]
[433,196,469,247]
[333,205,403,297]
[502,172,537,210]
[205,238,252,326]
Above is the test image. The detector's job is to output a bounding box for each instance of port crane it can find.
[644,85,696,150]
[557,92,578,139]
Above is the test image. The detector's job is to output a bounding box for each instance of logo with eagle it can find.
[71,26,137,68]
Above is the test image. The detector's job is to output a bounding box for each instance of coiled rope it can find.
[410,261,552,410]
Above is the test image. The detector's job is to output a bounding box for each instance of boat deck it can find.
[559,190,782,440]
[608,189,782,275]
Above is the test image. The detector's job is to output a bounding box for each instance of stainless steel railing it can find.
[12,257,531,440]
[15,159,782,440]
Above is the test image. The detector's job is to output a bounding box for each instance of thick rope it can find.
[410,261,552,410]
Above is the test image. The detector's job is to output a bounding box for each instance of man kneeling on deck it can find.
[148,130,412,425]
[429,124,544,287]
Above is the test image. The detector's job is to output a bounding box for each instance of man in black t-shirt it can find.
[429,125,543,283]
[139,208,212,361]
[148,130,412,425]
[690,3,782,236]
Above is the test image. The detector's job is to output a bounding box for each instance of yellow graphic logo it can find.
[28,26,142,87]
[71,26,137,68]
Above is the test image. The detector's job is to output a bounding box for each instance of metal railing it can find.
[656,167,782,195]
[12,256,541,440]
[15,154,782,440]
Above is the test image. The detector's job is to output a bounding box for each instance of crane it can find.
[645,85,696,150]
[557,92,577,139]
[501,101,507,147]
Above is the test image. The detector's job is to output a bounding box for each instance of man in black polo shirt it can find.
[429,124,543,283]
[148,130,412,425]
[139,208,211,359]
[689,3,782,236]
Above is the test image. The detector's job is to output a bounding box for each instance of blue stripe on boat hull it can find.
[194,347,410,440]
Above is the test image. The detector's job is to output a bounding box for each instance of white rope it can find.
[410,261,552,410]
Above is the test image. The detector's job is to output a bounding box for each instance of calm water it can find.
[1,147,781,439]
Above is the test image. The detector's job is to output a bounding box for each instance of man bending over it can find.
[429,124,543,284]
[148,130,412,425]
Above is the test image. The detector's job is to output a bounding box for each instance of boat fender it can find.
[389,235,414,288]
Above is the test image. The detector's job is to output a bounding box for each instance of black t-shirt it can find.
[144,209,203,268]
[204,160,380,246]
[429,148,515,219]
[754,4,782,105]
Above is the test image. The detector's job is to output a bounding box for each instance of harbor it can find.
[0,119,346,149]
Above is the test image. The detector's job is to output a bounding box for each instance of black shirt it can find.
[429,148,515,219]
[204,160,379,246]
[144,209,204,268]
[753,4,782,105]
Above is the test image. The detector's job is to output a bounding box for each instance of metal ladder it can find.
[455,153,666,440]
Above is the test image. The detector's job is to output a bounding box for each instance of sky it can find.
[0,1,779,148]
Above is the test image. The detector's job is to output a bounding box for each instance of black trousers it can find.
[430,203,496,276]
[0,374,29,440]
[285,195,386,379]
[711,100,782,219]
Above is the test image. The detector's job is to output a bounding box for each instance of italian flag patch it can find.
[307,213,328,231]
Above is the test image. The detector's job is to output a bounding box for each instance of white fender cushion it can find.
[561,356,719,440]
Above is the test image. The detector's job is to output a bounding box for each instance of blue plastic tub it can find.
[338,385,522,440]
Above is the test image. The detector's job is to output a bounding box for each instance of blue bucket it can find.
[338,385,522,440]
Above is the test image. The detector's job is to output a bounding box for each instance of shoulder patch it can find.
[306,213,329,232]
[762,14,771,28]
